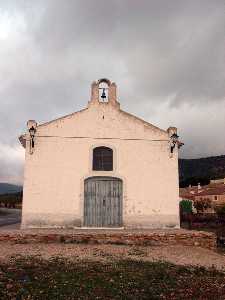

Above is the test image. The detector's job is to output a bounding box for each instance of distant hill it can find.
[0,183,22,195]
[179,155,225,187]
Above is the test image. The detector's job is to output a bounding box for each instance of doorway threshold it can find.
[81,227,124,230]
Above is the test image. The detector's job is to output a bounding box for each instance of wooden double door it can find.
[84,177,123,227]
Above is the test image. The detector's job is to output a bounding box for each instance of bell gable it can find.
[19,79,173,147]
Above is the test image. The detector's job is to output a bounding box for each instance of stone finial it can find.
[27,120,37,130]
[167,126,177,137]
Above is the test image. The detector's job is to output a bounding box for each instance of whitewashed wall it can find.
[22,100,180,229]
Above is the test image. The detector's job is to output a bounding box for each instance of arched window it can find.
[93,146,113,171]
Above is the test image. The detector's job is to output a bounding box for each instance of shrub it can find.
[179,199,193,214]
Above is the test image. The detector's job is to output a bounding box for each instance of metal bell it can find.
[101,88,106,99]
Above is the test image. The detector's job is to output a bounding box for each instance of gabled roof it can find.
[119,109,167,134]
[26,105,167,134]
[37,108,88,128]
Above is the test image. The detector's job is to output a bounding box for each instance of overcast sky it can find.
[0,0,224,184]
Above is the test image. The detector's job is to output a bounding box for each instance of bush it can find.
[179,199,193,213]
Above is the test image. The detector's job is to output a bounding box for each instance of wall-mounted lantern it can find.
[170,132,179,154]
[27,120,37,154]
[29,126,36,148]
[167,126,183,157]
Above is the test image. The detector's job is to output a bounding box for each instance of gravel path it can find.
[0,242,225,271]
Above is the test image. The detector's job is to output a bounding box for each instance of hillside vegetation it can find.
[0,183,22,195]
[179,155,225,187]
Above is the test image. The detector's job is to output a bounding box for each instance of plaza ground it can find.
[0,217,225,298]
[0,245,225,299]
[0,242,225,270]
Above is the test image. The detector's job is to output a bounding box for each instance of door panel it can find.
[84,177,122,227]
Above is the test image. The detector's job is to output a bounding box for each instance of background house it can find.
[180,178,225,213]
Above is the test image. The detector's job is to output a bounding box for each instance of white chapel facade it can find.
[19,78,181,229]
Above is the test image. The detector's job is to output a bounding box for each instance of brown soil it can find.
[0,242,225,271]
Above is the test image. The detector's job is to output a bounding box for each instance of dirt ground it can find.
[0,242,225,271]
[0,224,224,271]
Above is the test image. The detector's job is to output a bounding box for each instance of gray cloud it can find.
[0,0,224,184]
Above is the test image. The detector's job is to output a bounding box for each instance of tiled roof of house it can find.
[179,181,225,199]
[195,184,225,196]
[179,193,194,200]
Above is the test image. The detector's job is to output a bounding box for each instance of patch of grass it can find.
[0,256,225,299]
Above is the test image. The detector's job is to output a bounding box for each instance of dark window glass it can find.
[93,147,113,171]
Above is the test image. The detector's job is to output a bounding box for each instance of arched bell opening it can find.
[98,79,110,102]
[89,78,119,108]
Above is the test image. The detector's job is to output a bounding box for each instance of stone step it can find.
[0,229,216,249]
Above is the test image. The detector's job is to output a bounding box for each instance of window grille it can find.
[93,147,113,171]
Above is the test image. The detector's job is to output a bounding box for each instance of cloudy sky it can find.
[0,0,224,184]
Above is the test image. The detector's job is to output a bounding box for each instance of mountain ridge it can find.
[179,155,225,187]
[0,183,22,195]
